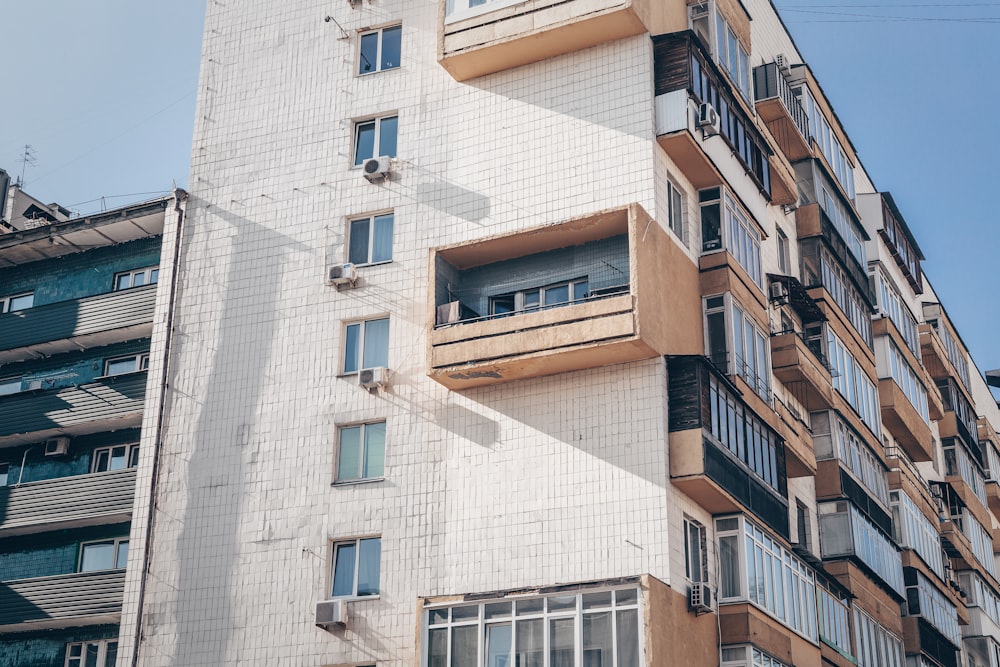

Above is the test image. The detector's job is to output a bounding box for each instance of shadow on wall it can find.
[166,199,311,665]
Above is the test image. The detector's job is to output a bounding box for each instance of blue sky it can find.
[3,1,999,374]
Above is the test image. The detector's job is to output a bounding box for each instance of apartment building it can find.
[119,1,1000,667]
[0,175,184,667]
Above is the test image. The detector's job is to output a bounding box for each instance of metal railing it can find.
[753,62,810,142]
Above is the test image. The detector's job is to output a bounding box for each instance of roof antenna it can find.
[17,145,36,187]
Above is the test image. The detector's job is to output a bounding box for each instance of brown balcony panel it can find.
[428,204,702,389]
[720,603,821,667]
[773,400,816,478]
[987,481,1000,522]
[768,151,798,207]
[645,575,719,667]
[900,551,969,626]
[440,0,654,81]
[0,468,136,538]
[656,131,724,190]
[879,379,934,463]
[822,561,904,635]
[771,332,834,412]
[0,570,125,632]
[940,520,976,572]
[755,99,811,162]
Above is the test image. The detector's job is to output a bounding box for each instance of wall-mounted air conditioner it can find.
[316,599,348,629]
[359,367,390,391]
[769,281,789,305]
[362,156,392,183]
[689,582,713,615]
[697,103,720,137]
[327,263,358,289]
[44,436,71,457]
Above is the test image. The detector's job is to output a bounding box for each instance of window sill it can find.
[328,595,381,603]
[354,260,393,269]
[358,67,401,78]
[331,477,385,487]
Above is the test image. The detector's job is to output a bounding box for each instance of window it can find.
[79,538,129,572]
[795,500,812,553]
[826,330,880,436]
[491,279,589,316]
[354,115,398,166]
[666,180,685,241]
[349,213,394,265]
[92,443,140,473]
[811,410,889,506]
[337,422,385,482]
[703,294,770,400]
[113,266,159,290]
[776,229,790,274]
[713,11,750,100]
[890,490,945,580]
[426,587,640,667]
[721,646,788,667]
[65,640,118,667]
[684,518,706,583]
[343,317,389,374]
[903,570,961,646]
[359,25,401,75]
[446,0,520,21]
[700,188,763,288]
[943,440,987,507]
[853,607,903,667]
[0,376,21,396]
[1,291,33,313]
[797,86,855,199]
[104,353,149,376]
[331,537,381,598]
[0,463,8,486]
[817,501,904,595]
[816,582,852,659]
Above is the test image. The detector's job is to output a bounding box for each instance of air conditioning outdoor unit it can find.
[327,263,358,288]
[775,53,790,72]
[359,367,390,391]
[769,281,789,304]
[44,436,71,457]
[689,582,713,615]
[362,156,392,182]
[316,599,348,629]
[697,103,720,137]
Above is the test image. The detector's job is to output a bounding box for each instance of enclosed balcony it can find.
[0,468,136,537]
[936,377,980,461]
[438,0,676,81]
[0,569,125,632]
[752,62,811,162]
[771,331,834,412]
[668,356,790,539]
[0,285,157,365]
[879,378,934,463]
[428,204,702,389]
[900,570,961,667]
[818,500,905,598]
[0,371,147,447]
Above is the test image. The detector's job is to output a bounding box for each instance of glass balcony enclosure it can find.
[818,500,905,596]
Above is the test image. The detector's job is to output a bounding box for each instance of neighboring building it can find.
[114,2,1000,667]
[0,176,185,667]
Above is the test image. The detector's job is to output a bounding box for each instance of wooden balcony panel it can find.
[771,332,834,413]
[645,575,719,667]
[0,570,124,632]
[719,603,822,667]
[879,378,934,463]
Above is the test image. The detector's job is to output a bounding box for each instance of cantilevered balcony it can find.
[0,569,125,632]
[428,204,702,389]
[0,468,136,537]
[439,0,673,80]
[770,331,834,412]
[0,372,147,447]
[879,378,934,463]
[0,285,156,365]
[753,62,811,162]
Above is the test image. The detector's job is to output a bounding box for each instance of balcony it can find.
[770,332,834,412]
[0,468,136,537]
[873,317,944,421]
[753,62,811,162]
[428,204,702,389]
[0,569,125,632]
[0,285,156,365]
[879,378,934,463]
[796,203,874,307]
[438,0,674,81]
[0,372,147,447]
[719,603,822,667]
[668,356,789,539]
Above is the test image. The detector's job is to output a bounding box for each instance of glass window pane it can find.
[428,628,448,667]
[363,422,386,478]
[94,451,110,473]
[615,589,638,605]
[545,284,569,306]
[349,218,370,264]
[492,295,514,315]
[116,541,129,568]
[9,294,33,310]
[344,324,360,373]
[338,426,362,480]
[547,595,576,611]
[129,446,140,468]
[332,543,356,596]
[582,611,612,667]
[110,446,127,471]
[582,591,612,609]
[150,269,159,284]
[81,543,115,572]
[85,644,100,667]
[485,602,512,619]
[357,537,381,596]
[516,619,544,667]
[452,605,479,621]
[616,608,640,667]
[116,275,131,290]
[516,599,544,615]
[103,642,118,667]
[487,624,512,667]
[133,272,146,287]
[355,121,376,165]
[106,358,137,375]
[359,32,379,74]
[381,26,401,70]
[452,625,478,667]
[550,617,575,667]
[522,290,540,309]
[378,116,398,158]
[372,214,394,263]
[362,318,390,369]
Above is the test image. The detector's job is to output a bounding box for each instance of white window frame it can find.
[721,645,789,667]
[65,639,119,667]
[1,291,34,313]
[91,443,141,473]
[342,317,390,375]
[0,376,21,396]
[103,353,150,376]
[335,421,386,483]
[78,537,129,572]
[445,0,522,23]
[702,293,770,401]
[113,266,159,291]
[330,536,382,599]
[490,278,589,316]
[357,24,401,75]
[347,211,394,266]
[683,517,707,583]
[353,114,398,166]
[776,228,790,274]
[667,179,685,242]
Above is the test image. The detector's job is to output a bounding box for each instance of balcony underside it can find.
[0,570,124,633]
[755,97,811,162]
[879,379,934,463]
[656,130,723,190]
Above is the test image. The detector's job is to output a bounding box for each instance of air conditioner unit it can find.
[697,103,720,137]
[775,53,790,72]
[316,599,348,629]
[359,367,390,391]
[689,582,713,614]
[327,263,358,288]
[44,436,71,457]
[362,156,392,182]
[769,281,789,304]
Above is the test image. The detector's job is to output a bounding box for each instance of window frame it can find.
[683,517,707,584]
[347,211,395,266]
[78,537,130,572]
[1,291,34,313]
[341,316,390,375]
[65,639,119,667]
[0,376,21,396]
[0,462,8,486]
[103,353,150,377]
[353,114,398,167]
[445,0,522,23]
[702,293,771,401]
[329,536,382,599]
[357,24,402,76]
[335,421,387,484]
[113,266,159,291]
[489,278,589,317]
[666,178,685,242]
[91,443,141,474]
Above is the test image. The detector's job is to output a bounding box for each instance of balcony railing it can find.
[753,62,811,162]
[0,285,156,364]
[0,371,147,446]
[0,468,136,537]
[0,569,125,632]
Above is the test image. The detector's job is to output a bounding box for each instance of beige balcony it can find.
[879,378,935,463]
[720,603,822,667]
[428,204,702,389]
[438,0,686,81]
[752,62,812,163]
[770,332,834,412]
